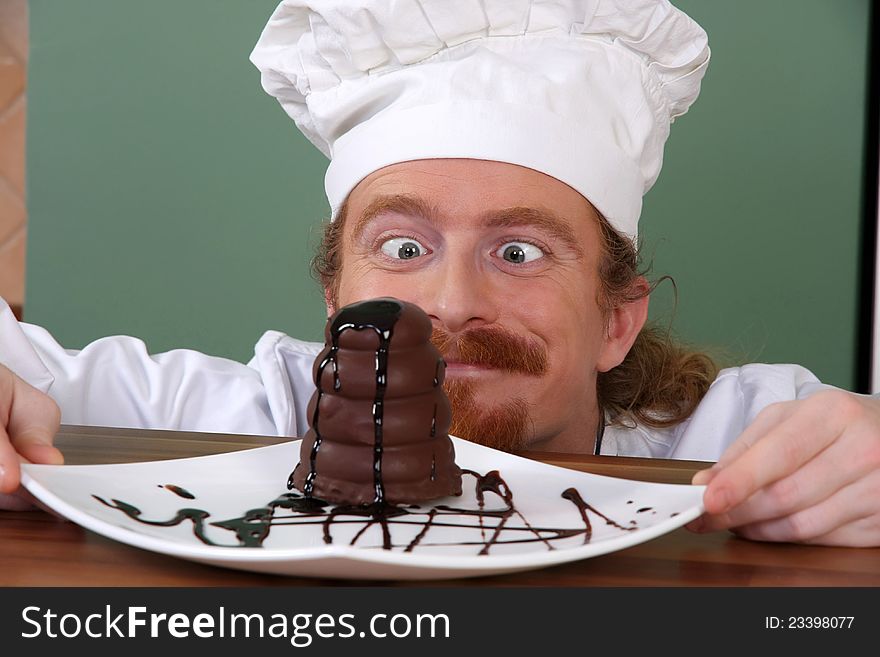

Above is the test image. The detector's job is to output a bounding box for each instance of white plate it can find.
[21,438,704,580]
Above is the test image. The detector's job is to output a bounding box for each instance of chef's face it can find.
[332,159,647,453]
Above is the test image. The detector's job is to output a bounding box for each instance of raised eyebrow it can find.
[483,207,584,256]
[350,194,439,242]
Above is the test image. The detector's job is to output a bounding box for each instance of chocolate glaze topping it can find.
[290,298,462,505]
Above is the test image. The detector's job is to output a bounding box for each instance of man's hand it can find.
[688,389,880,547]
[0,363,63,510]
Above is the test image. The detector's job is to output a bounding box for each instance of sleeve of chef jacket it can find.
[0,297,281,436]
[665,363,838,461]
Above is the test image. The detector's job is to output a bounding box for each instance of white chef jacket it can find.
[0,298,833,462]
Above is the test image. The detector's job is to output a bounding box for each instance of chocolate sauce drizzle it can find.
[94,492,328,547]
[562,487,636,544]
[158,484,195,499]
[93,470,656,554]
[297,299,403,504]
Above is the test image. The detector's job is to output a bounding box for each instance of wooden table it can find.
[2,425,878,586]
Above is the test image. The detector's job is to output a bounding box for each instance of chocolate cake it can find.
[289,297,462,505]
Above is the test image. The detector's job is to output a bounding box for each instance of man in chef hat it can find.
[1,0,879,546]
[251,0,718,452]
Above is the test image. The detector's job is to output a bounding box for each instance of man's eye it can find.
[496,242,543,264]
[380,237,427,260]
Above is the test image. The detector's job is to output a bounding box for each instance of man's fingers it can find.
[703,402,840,514]
[0,425,21,493]
[0,486,68,516]
[0,489,36,511]
[6,372,62,462]
[729,473,879,544]
[0,367,62,494]
[695,432,873,531]
[690,402,795,487]
[17,442,64,466]
[799,514,880,548]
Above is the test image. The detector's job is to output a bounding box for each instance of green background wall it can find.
[23,0,870,390]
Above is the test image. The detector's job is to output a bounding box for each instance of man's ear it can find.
[596,279,650,372]
[324,287,336,317]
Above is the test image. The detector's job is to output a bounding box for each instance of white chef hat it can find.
[250,0,709,237]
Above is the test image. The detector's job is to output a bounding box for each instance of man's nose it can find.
[419,259,498,333]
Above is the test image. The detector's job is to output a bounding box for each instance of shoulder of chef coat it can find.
[0,296,322,437]
[600,363,836,462]
[248,331,322,437]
